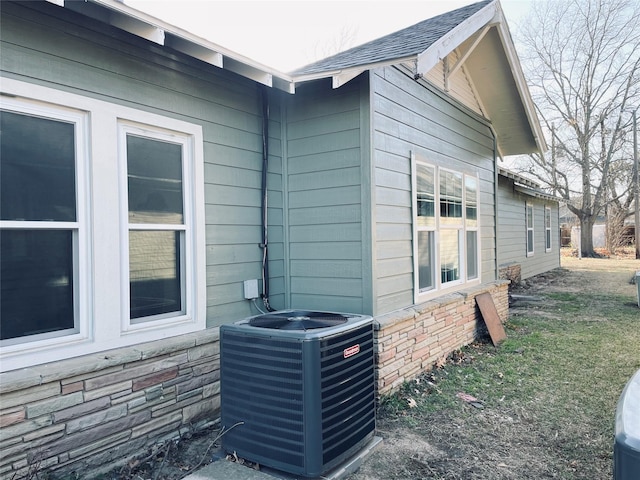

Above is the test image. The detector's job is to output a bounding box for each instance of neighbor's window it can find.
[545,206,552,252]
[121,125,191,324]
[413,155,480,299]
[0,106,86,346]
[526,203,534,256]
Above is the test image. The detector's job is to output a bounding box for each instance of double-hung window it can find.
[1,102,88,347]
[526,203,534,256]
[412,154,481,302]
[120,124,192,326]
[0,79,205,372]
[545,206,552,252]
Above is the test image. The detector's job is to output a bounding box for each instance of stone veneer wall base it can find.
[0,330,221,480]
[374,281,509,397]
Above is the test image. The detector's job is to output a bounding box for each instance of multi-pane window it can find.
[545,206,552,252]
[0,79,205,371]
[0,106,86,346]
[413,155,480,299]
[526,203,534,256]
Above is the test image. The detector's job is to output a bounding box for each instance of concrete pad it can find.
[182,436,383,480]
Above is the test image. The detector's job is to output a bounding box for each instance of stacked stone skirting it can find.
[374,281,510,396]
[0,330,220,479]
[0,280,508,479]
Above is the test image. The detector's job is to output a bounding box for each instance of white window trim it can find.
[545,206,552,252]
[526,203,535,257]
[412,153,481,304]
[0,78,206,372]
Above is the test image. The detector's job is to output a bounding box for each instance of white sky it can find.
[125,0,533,72]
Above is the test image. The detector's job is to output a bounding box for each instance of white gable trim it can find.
[416,1,498,76]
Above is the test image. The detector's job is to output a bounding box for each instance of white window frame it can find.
[118,121,196,332]
[526,203,535,257]
[0,78,206,372]
[545,206,552,252]
[412,153,481,304]
[0,97,91,351]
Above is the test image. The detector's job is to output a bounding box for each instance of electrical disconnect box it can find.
[243,279,259,300]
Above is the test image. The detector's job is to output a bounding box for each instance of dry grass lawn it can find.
[348,253,640,480]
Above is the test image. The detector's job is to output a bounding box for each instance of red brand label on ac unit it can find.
[344,344,360,358]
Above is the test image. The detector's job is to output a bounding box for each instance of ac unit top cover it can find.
[227,309,373,339]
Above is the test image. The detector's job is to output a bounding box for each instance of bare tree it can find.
[304,25,359,66]
[514,0,640,256]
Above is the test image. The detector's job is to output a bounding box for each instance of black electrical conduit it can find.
[259,84,275,311]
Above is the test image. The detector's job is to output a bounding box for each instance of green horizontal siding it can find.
[372,66,496,314]
[285,80,366,312]
[0,2,284,327]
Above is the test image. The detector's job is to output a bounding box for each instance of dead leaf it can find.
[407,397,418,408]
[435,356,447,369]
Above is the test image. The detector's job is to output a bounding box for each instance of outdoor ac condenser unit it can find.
[220,310,375,478]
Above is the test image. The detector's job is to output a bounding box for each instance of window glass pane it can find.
[1,230,75,341]
[127,135,183,224]
[440,170,462,224]
[466,231,478,280]
[526,205,533,228]
[545,208,551,228]
[416,164,435,227]
[465,176,478,227]
[0,110,76,222]
[418,231,434,291]
[129,230,183,320]
[440,230,460,283]
[527,230,534,254]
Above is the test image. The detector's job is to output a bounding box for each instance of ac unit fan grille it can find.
[248,310,349,330]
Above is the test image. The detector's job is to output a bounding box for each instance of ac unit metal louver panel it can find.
[220,310,375,478]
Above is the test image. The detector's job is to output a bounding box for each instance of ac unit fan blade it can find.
[249,310,349,330]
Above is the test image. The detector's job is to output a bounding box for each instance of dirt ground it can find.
[101,249,639,480]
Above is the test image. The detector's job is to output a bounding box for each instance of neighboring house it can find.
[0,0,547,477]
[497,168,561,283]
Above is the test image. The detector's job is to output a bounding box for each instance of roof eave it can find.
[45,0,296,93]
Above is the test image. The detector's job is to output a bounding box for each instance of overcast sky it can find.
[125,0,533,72]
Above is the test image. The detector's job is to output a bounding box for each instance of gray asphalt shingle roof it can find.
[291,0,493,76]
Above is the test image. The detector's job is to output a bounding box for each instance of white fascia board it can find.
[45,0,65,6]
[333,69,365,89]
[292,55,417,89]
[416,1,498,76]
[86,0,294,90]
